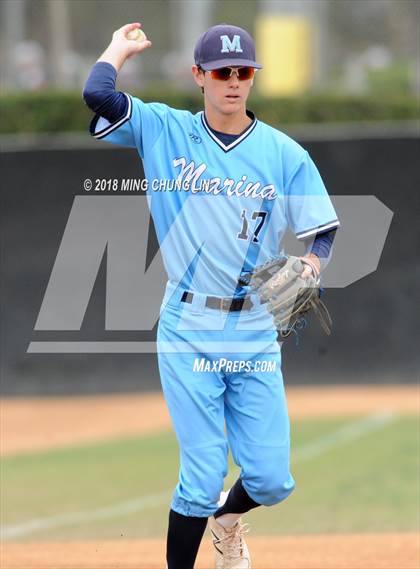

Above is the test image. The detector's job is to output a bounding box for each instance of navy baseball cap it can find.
[194,24,262,71]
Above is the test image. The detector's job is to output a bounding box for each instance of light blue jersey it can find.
[92,94,339,296]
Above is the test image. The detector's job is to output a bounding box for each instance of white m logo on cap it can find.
[220,34,243,53]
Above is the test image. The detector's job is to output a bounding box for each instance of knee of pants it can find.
[179,445,228,507]
[243,463,295,507]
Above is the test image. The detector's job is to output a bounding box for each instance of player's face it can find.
[192,65,254,116]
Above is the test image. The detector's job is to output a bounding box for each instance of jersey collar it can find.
[201,110,257,153]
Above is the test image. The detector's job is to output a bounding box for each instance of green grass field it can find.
[1,415,418,542]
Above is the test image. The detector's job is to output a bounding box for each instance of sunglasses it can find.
[206,66,255,81]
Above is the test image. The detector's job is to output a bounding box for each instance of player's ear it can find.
[192,65,205,89]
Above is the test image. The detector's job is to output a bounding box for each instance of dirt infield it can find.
[2,386,419,568]
[1,385,418,455]
[2,534,419,568]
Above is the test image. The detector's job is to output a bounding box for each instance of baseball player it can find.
[83,22,338,569]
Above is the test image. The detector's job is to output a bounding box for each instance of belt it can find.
[181,291,253,312]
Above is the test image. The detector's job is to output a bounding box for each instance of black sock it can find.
[214,478,260,518]
[166,509,208,569]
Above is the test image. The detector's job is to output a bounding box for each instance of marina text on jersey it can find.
[172,156,277,200]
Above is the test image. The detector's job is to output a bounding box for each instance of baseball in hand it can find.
[126,28,147,43]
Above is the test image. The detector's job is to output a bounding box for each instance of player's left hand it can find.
[239,254,332,338]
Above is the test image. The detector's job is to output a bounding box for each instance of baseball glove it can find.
[239,255,332,339]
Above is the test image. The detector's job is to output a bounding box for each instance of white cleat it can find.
[208,515,251,569]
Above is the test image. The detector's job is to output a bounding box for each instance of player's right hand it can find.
[110,23,152,59]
